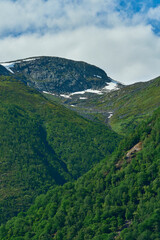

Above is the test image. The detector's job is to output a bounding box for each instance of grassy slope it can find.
[0,76,120,223]
[109,77,160,134]
[1,107,159,240]
[66,76,160,135]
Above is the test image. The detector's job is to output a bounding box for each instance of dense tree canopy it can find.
[1,103,159,239]
[0,76,120,224]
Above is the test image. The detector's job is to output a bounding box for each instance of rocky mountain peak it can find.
[1,56,112,94]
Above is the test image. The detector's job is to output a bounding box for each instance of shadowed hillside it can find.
[1,106,159,240]
[0,75,120,223]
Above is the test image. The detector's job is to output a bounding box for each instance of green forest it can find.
[0,76,120,224]
[0,74,160,239]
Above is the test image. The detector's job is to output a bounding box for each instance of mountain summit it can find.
[0,56,118,94]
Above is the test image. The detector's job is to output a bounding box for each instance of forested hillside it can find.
[1,106,160,239]
[0,75,120,224]
[0,65,159,240]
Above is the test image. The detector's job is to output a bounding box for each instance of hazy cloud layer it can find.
[0,0,160,84]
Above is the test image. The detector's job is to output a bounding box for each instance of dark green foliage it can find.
[46,118,119,179]
[1,107,160,239]
[0,76,120,223]
[0,87,68,223]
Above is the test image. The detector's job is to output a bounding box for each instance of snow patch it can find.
[60,88,104,98]
[69,89,103,96]
[94,75,102,78]
[1,63,15,74]
[68,81,119,98]
[79,97,88,100]
[43,91,55,95]
[22,57,40,62]
[60,94,71,99]
[108,112,113,119]
[85,89,103,95]
[70,91,86,95]
[0,57,39,73]
[103,82,119,91]
[60,81,119,99]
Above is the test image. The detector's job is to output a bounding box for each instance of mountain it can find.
[0,56,121,94]
[63,76,160,134]
[0,56,160,239]
[0,65,11,76]
[0,75,120,224]
[1,105,159,240]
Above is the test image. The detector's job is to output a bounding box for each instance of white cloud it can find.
[1,25,160,84]
[0,0,117,36]
[147,6,160,21]
[0,0,160,84]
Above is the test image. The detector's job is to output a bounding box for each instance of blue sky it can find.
[0,0,160,84]
[117,0,160,34]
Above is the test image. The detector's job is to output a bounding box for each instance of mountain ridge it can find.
[0,56,160,239]
[60,76,160,134]
[0,56,122,94]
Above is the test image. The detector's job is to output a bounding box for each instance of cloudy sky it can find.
[0,0,160,84]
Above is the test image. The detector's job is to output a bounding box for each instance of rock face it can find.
[126,142,142,159]
[0,65,11,76]
[7,56,111,94]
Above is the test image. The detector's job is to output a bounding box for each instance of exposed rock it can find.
[116,142,142,169]
[126,142,142,158]
[0,65,11,76]
[8,56,111,94]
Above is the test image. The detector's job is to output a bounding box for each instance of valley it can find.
[0,56,160,240]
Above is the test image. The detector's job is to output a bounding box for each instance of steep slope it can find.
[0,75,120,223]
[104,76,160,133]
[1,107,159,240]
[0,65,11,76]
[67,76,160,134]
[1,56,115,94]
[0,76,69,223]
[3,56,159,136]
